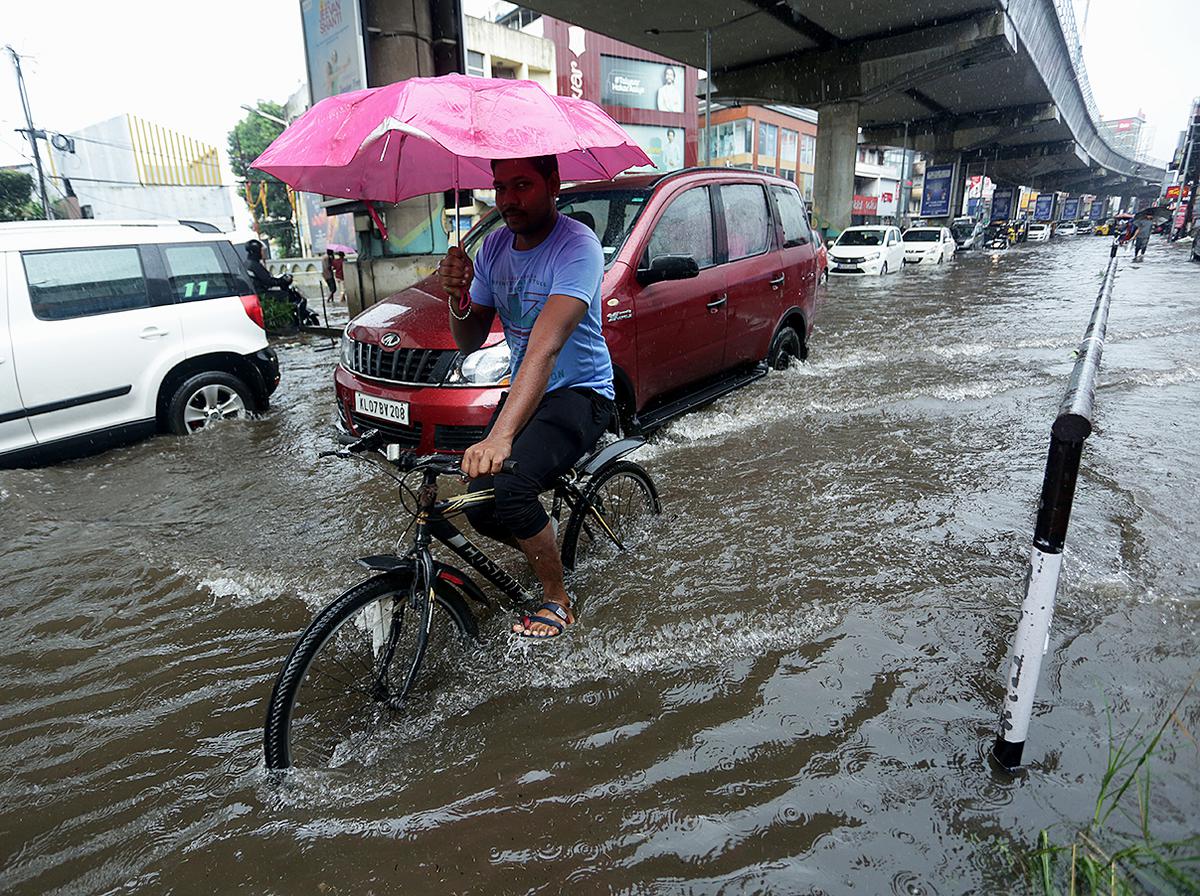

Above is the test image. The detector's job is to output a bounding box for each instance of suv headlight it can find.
[339,330,354,368]
[447,341,511,385]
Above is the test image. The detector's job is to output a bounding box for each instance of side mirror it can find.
[636,254,700,286]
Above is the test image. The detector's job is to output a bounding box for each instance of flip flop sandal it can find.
[515,602,571,640]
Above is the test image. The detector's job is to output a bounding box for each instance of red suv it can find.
[335,169,819,452]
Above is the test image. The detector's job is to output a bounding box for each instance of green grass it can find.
[1030,674,1200,895]
[262,294,298,331]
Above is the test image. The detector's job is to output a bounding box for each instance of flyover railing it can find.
[993,241,1120,770]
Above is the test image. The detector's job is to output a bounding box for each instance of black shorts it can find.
[463,387,613,541]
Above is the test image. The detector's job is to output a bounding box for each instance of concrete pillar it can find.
[347,1,445,315]
[812,101,859,238]
[947,154,966,222]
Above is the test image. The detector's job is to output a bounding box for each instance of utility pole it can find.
[704,28,712,165]
[6,46,51,219]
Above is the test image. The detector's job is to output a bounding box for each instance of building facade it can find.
[43,115,233,230]
[703,104,818,201]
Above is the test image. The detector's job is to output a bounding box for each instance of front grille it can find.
[349,412,423,449]
[348,340,454,385]
[434,424,487,452]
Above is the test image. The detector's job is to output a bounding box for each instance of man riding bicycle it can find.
[437,155,613,640]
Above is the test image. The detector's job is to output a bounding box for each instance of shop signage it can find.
[853,194,879,216]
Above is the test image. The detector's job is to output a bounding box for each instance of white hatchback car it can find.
[827,225,905,275]
[902,226,957,265]
[1,220,279,467]
[1027,223,1052,242]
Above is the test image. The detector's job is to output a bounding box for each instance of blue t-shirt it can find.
[469,214,614,399]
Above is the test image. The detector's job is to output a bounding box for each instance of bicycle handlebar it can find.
[320,429,518,477]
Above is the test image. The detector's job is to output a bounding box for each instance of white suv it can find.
[0,220,279,467]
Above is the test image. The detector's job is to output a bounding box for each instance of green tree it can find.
[228,101,298,256]
[0,168,44,222]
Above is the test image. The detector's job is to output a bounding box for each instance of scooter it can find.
[278,274,321,327]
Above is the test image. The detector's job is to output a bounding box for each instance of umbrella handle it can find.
[366,201,389,242]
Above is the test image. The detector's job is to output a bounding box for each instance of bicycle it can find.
[263,428,661,769]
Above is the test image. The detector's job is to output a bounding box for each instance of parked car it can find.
[1057,221,1078,236]
[335,170,820,451]
[827,225,905,275]
[1076,219,1094,235]
[1027,223,1052,242]
[1094,218,1114,236]
[950,217,985,249]
[0,220,279,468]
[902,226,956,264]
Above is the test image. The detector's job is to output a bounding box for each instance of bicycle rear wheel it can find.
[263,569,475,769]
[561,460,661,570]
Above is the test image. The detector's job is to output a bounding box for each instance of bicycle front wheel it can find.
[561,460,661,570]
[263,569,476,769]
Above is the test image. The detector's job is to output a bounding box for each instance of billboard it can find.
[1090,201,1105,221]
[1034,194,1054,221]
[1061,198,1080,220]
[991,187,1014,221]
[622,124,684,171]
[300,0,368,105]
[920,163,956,217]
[600,55,685,112]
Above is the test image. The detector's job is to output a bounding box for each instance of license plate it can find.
[354,392,409,426]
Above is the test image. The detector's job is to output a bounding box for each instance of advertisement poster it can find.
[1061,198,1080,220]
[991,187,1013,221]
[621,124,684,171]
[601,55,685,112]
[301,0,368,105]
[877,189,898,218]
[919,164,956,217]
[1034,194,1055,221]
[1090,201,1106,220]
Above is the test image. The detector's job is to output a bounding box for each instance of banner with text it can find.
[919,164,957,217]
[1061,198,1080,220]
[600,55,685,113]
[991,188,1014,221]
[1034,194,1054,221]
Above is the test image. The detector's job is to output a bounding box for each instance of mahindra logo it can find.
[380,333,401,348]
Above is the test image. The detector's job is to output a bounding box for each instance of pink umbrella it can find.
[252,74,653,213]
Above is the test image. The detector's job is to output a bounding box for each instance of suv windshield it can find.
[836,230,884,247]
[904,230,939,242]
[951,222,976,239]
[461,189,650,264]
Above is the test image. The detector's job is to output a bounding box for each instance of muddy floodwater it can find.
[2,237,1197,894]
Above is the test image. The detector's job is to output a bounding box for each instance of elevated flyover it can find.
[517,0,1166,230]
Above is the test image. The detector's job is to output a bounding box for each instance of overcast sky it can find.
[1,0,1194,179]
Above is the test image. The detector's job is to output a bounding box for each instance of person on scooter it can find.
[245,240,319,326]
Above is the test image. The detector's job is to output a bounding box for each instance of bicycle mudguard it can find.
[433,562,493,608]
[355,554,410,572]
[577,437,645,477]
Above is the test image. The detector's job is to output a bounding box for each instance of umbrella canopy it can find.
[251,74,653,204]
[323,243,356,254]
[1137,205,1171,222]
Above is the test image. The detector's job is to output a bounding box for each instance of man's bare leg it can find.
[511,521,574,636]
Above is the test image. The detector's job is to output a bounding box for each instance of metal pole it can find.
[6,46,51,219]
[704,28,712,166]
[993,249,1119,771]
[899,121,910,223]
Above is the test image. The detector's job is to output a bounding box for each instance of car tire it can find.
[767,325,803,370]
[166,371,253,436]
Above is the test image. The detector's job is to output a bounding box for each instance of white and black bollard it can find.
[993,247,1118,771]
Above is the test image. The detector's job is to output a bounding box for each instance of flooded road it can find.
[2,236,1197,894]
